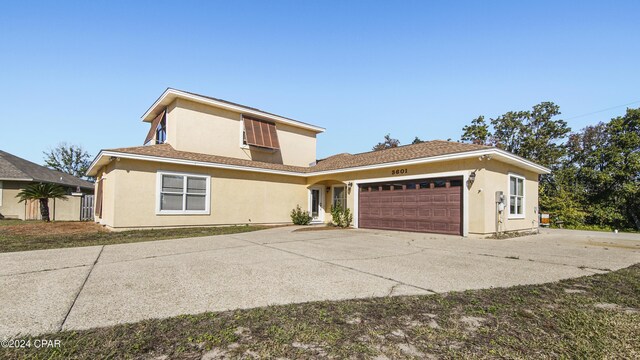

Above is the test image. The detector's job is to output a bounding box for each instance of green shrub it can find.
[330,204,353,228]
[290,205,312,225]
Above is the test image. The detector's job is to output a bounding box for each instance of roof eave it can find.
[141,88,326,134]
[86,147,550,179]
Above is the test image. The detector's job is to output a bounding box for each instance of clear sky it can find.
[1,1,639,164]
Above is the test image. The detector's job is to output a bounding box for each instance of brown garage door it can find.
[358,177,463,235]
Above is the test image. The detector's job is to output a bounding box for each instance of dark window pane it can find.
[406,183,416,189]
[161,193,183,210]
[381,184,391,191]
[370,186,379,191]
[162,175,183,192]
[434,180,446,188]
[186,194,206,211]
[419,182,430,189]
[187,177,206,194]
[450,179,463,187]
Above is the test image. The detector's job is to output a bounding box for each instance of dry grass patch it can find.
[0,220,270,253]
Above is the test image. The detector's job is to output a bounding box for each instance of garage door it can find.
[358,177,463,235]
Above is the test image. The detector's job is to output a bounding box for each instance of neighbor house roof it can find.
[88,140,550,177]
[0,150,94,189]
[142,88,326,133]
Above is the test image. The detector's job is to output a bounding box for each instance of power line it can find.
[565,99,640,120]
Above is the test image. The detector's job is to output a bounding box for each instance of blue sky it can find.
[1,1,639,163]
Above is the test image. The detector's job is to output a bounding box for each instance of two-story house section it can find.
[87,88,550,236]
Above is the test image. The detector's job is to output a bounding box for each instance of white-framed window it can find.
[332,185,347,210]
[0,180,3,206]
[508,174,525,218]
[156,171,210,215]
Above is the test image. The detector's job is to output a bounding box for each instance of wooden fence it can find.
[81,195,94,221]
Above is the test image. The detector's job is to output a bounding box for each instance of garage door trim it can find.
[353,171,469,236]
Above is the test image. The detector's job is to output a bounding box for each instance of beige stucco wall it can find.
[481,161,540,234]
[0,181,25,219]
[95,162,116,226]
[0,180,85,221]
[93,156,541,234]
[160,98,317,167]
[98,158,307,229]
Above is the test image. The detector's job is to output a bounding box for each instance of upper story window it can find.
[241,116,280,150]
[508,174,525,218]
[144,109,167,145]
[156,116,166,144]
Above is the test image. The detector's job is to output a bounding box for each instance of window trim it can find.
[0,180,3,207]
[331,184,347,210]
[507,173,525,219]
[155,170,211,215]
[239,115,250,149]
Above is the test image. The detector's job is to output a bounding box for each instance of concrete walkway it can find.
[1,227,638,338]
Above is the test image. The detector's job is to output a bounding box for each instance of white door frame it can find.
[308,185,325,223]
[353,170,470,237]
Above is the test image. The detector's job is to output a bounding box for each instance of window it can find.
[332,185,346,209]
[509,174,525,218]
[0,180,3,206]
[156,116,166,144]
[242,116,280,149]
[157,172,210,214]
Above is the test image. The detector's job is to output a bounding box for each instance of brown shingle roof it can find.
[312,141,490,172]
[108,144,309,173]
[0,150,94,189]
[106,140,492,175]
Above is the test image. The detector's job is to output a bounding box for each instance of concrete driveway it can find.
[1,227,639,338]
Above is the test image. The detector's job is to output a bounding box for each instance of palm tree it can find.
[16,183,67,222]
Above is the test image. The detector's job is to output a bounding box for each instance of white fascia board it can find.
[0,177,33,181]
[142,89,325,133]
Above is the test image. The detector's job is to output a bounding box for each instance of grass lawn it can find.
[2,265,638,359]
[0,220,270,253]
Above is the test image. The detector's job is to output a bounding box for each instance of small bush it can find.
[290,205,312,225]
[330,204,353,228]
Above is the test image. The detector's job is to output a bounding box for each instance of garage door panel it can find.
[359,176,462,235]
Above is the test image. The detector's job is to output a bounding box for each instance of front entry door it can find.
[309,186,325,223]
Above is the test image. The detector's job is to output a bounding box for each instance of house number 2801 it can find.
[391,168,408,175]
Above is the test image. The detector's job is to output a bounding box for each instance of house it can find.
[0,150,94,220]
[87,88,550,236]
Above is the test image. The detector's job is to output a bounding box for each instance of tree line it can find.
[372,103,640,231]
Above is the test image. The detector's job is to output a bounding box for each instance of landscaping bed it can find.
[0,220,270,253]
[2,264,638,359]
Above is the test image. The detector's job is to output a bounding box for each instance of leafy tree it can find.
[15,183,67,222]
[412,136,424,144]
[490,111,530,156]
[461,116,491,145]
[372,134,400,151]
[44,143,91,179]
[519,102,570,169]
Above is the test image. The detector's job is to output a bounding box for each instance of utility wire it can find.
[565,99,640,120]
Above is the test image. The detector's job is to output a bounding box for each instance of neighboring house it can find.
[0,150,94,220]
[87,88,550,236]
